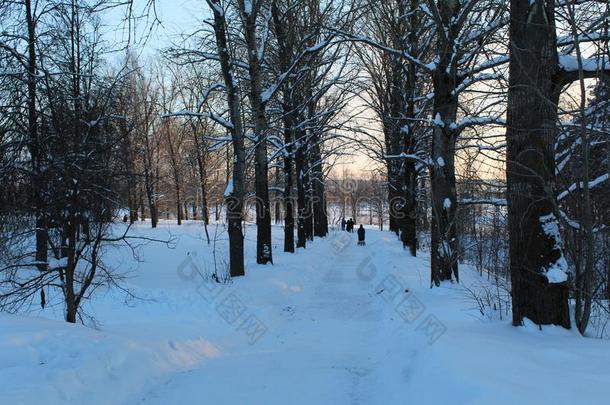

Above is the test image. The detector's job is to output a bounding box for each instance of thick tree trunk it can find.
[313,182,327,237]
[271,1,295,252]
[430,70,459,286]
[142,126,157,228]
[310,133,327,238]
[400,162,417,256]
[386,126,402,236]
[139,189,145,221]
[303,156,314,242]
[25,0,47,271]
[210,0,245,277]
[193,128,210,226]
[64,213,77,323]
[144,172,157,228]
[242,0,273,265]
[506,0,569,328]
[387,164,399,235]
[386,62,405,238]
[283,130,295,252]
[128,195,135,224]
[295,135,307,248]
[400,9,419,257]
[254,136,273,263]
[274,196,281,225]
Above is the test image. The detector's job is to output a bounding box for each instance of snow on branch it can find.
[328,29,434,73]
[460,198,507,206]
[452,73,503,96]
[557,31,609,47]
[557,173,609,202]
[450,116,506,133]
[465,55,509,76]
[197,82,226,111]
[559,121,610,135]
[169,49,249,71]
[161,109,234,129]
[457,143,506,152]
[384,153,430,167]
[558,55,610,73]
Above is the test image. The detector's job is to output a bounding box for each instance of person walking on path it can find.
[341,218,346,231]
[357,224,365,246]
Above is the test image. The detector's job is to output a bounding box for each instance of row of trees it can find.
[0,0,354,321]
[168,0,360,275]
[350,0,609,332]
[1,0,608,335]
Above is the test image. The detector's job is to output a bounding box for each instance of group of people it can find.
[341,217,366,246]
[341,217,355,233]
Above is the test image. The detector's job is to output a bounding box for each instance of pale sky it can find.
[102,1,391,179]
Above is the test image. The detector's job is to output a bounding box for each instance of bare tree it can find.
[207,0,247,277]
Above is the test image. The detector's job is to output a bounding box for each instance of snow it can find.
[433,112,444,127]
[384,153,429,167]
[261,86,275,103]
[545,260,569,283]
[243,0,252,15]
[461,197,507,206]
[539,213,568,283]
[162,109,234,130]
[557,173,609,201]
[305,41,327,53]
[209,1,224,16]
[1,221,609,404]
[558,55,610,72]
[443,198,452,210]
[223,180,233,197]
[450,116,506,131]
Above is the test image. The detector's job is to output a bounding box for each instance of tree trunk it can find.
[295,133,307,248]
[241,0,273,265]
[284,130,295,252]
[142,126,157,228]
[175,183,182,225]
[194,144,210,225]
[25,0,47,271]
[310,132,327,237]
[139,189,146,221]
[401,162,417,256]
[194,148,211,243]
[567,3,594,335]
[506,0,569,328]
[254,136,273,263]
[304,161,314,241]
[400,5,419,257]
[271,1,295,252]
[64,211,77,323]
[430,70,459,286]
[144,171,157,228]
[210,0,245,277]
[274,196,281,225]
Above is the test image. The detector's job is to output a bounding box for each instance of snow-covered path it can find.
[2,222,609,405]
[135,229,411,404]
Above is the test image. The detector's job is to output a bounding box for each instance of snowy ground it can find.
[1,221,609,404]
